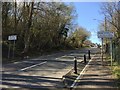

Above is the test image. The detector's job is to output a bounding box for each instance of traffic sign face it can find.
[97,31,114,38]
[8,35,17,40]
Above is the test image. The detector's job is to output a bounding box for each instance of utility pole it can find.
[101,38,103,64]
[118,1,120,64]
[104,16,108,53]
[104,16,107,31]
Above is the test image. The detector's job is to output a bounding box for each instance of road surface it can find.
[1,48,99,89]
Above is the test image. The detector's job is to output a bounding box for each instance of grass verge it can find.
[103,54,120,88]
[112,62,120,88]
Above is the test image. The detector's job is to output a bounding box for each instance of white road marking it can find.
[14,62,20,64]
[70,54,96,88]
[20,61,47,71]
[13,60,28,64]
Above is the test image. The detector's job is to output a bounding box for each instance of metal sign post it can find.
[97,31,114,66]
[13,40,16,59]
[101,38,103,64]
[8,43,11,59]
[8,35,17,59]
[110,39,113,66]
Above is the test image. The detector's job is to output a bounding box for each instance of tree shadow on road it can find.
[1,73,68,90]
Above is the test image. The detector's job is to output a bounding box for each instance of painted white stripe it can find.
[14,62,20,64]
[20,61,47,71]
[70,54,96,88]
[14,60,28,64]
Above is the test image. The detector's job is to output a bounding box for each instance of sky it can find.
[73,2,104,44]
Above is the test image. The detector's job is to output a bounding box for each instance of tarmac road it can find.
[1,48,99,89]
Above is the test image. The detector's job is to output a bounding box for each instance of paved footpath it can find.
[73,54,119,90]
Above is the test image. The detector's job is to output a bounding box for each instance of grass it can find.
[105,54,120,88]
[112,62,120,78]
[112,61,120,88]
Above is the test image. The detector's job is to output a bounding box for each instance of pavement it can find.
[72,53,119,90]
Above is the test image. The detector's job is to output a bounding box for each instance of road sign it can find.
[97,31,114,66]
[8,35,17,40]
[8,35,17,59]
[97,31,114,38]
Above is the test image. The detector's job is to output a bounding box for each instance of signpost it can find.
[8,35,17,59]
[97,31,114,66]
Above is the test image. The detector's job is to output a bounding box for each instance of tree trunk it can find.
[23,2,34,55]
[14,1,17,33]
[118,2,120,38]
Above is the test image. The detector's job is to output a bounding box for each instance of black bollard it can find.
[74,57,77,74]
[88,50,91,59]
[84,55,86,64]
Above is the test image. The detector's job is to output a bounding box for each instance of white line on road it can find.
[20,61,47,71]
[70,54,96,88]
[13,60,28,64]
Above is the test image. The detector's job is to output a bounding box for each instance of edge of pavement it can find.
[61,53,97,88]
[69,53,119,90]
[70,54,96,89]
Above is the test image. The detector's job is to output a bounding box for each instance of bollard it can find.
[84,55,86,64]
[88,50,91,59]
[74,57,77,74]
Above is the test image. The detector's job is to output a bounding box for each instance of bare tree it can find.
[23,2,34,54]
[101,2,120,37]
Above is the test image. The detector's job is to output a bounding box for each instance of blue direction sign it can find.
[97,31,114,38]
